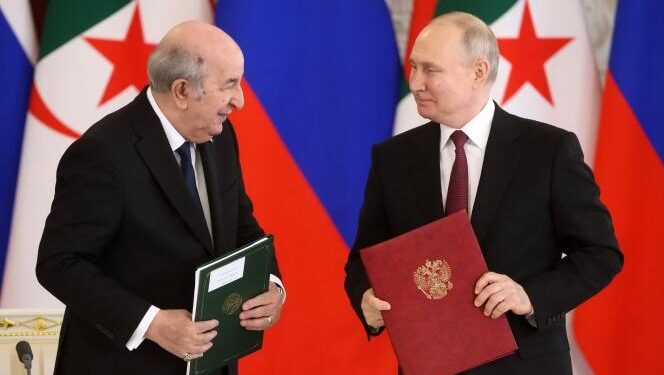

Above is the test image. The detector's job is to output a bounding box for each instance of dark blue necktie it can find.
[175,142,203,212]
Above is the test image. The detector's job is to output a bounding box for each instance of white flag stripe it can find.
[0,0,37,63]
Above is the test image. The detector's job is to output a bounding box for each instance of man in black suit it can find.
[36,21,284,375]
[344,12,622,374]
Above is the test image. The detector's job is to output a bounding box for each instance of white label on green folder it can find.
[208,257,245,292]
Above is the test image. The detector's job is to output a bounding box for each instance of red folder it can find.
[360,211,517,375]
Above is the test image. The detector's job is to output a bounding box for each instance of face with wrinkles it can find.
[181,48,244,143]
[160,21,246,144]
[409,22,485,127]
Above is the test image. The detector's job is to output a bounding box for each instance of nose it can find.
[409,67,424,92]
[231,84,244,110]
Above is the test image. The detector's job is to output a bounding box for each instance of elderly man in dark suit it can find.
[36,21,284,375]
[344,12,622,375]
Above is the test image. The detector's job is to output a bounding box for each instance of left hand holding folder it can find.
[473,272,533,319]
[239,282,283,331]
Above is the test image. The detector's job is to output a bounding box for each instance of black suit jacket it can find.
[344,105,622,374]
[36,90,280,375]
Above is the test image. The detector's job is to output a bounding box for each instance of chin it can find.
[416,107,433,120]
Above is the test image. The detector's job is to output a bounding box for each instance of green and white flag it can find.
[1,0,213,308]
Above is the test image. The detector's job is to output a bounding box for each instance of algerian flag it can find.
[1,0,213,308]
[389,0,599,374]
[392,0,600,165]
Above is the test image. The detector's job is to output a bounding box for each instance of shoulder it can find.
[372,121,439,155]
[62,92,152,171]
[495,105,572,144]
[83,92,149,143]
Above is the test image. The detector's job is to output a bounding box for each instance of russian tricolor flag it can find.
[574,1,664,374]
[215,1,400,373]
[0,1,35,289]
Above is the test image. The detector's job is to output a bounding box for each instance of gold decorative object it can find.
[222,293,243,315]
[0,318,15,329]
[414,259,453,300]
[0,314,61,337]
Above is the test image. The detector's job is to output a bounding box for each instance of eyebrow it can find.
[410,60,439,69]
[225,78,240,86]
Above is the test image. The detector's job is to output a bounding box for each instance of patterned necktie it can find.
[445,130,469,216]
[175,142,203,212]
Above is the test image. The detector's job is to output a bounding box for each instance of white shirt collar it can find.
[147,87,187,152]
[440,98,494,150]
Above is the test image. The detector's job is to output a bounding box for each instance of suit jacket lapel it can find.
[199,141,228,256]
[471,104,521,245]
[131,91,214,255]
[408,122,445,224]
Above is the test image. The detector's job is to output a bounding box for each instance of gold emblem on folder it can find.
[222,293,243,315]
[414,259,453,300]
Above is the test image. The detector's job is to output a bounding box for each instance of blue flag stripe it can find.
[609,1,664,161]
[216,1,400,246]
[0,8,33,285]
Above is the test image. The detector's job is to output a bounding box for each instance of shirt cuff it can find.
[126,305,160,351]
[269,274,286,303]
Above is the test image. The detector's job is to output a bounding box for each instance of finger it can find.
[490,301,511,319]
[239,304,271,320]
[483,291,507,316]
[242,290,277,310]
[368,296,391,310]
[192,329,217,346]
[368,317,385,329]
[474,282,504,307]
[240,316,271,330]
[186,341,214,356]
[193,319,219,334]
[474,272,503,294]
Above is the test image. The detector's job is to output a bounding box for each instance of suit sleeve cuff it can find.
[270,274,286,304]
[126,305,160,350]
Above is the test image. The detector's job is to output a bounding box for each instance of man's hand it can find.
[145,309,218,360]
[361,288,391,329]
[474,272,533,319]
[239,282,283,330]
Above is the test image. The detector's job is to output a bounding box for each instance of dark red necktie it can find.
[445,130,469,216]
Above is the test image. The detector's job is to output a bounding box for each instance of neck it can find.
[152,89,187,137]
[440,94,490,129]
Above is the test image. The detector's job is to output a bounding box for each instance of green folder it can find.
[187,236,274,375]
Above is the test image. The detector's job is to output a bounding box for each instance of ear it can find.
[472,59,490,88]
[170,79,190,110]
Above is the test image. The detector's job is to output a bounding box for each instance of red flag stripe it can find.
[231,81,398,374]
[402,0,438,78]
[573,73,664,374]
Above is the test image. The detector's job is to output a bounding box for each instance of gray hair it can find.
[432,12,499,83]
[147,45,207,97]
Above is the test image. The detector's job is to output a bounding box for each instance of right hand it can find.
[145,309,218,360]
[361,288,391,329]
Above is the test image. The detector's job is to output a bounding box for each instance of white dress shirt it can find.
[126,88,285,350]
[439,98,494,217]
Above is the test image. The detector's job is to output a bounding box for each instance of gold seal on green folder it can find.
[223,293,243,315]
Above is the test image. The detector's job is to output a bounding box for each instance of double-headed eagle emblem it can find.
[414,259,453,300]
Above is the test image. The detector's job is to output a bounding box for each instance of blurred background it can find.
[0,0,661,374]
